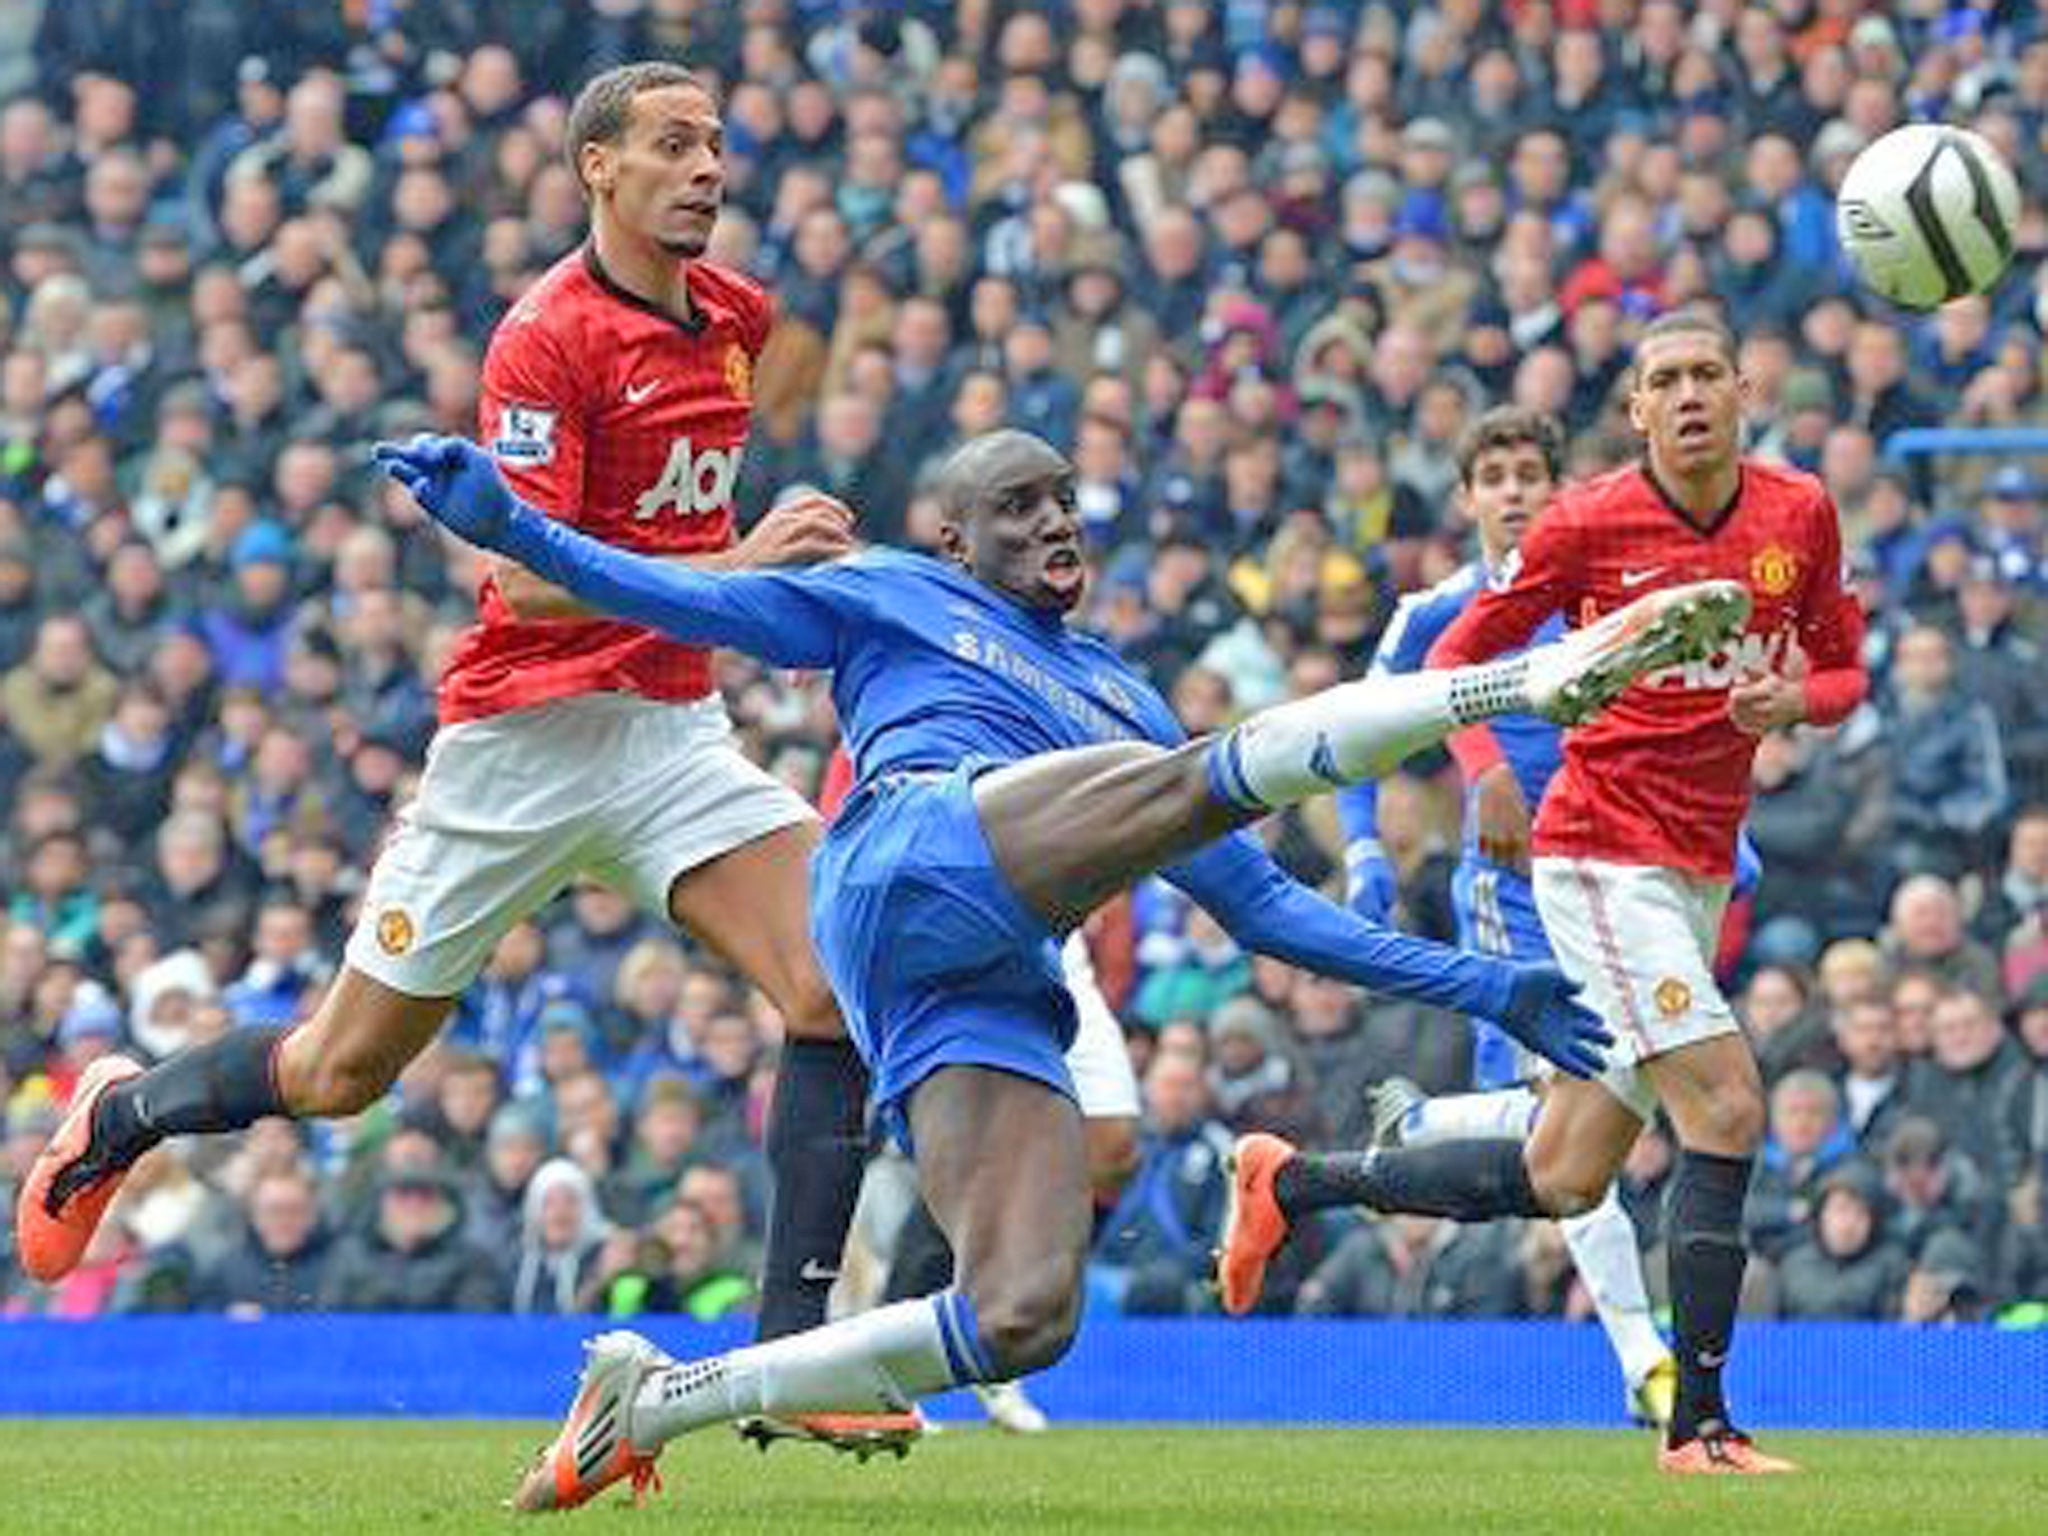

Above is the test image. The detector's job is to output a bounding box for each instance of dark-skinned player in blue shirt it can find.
[374,428,1748,1513]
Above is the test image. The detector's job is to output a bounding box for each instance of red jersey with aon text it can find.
[1430,459,1867,879]
[439,247,773,723]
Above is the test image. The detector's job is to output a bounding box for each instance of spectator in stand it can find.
[1092,1050,1232,1316]
[1776,1162,1909,1320]
[200,1165,333,1315]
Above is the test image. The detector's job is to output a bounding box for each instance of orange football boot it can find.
[1217,1132,1298,1315]
[14,1055,144,1283]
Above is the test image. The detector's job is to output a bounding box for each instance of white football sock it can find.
[1560,1184,1668,1387]
[1400,1086,1542,1146]
[631,1294,985,1446]
[1208,661,1532,811]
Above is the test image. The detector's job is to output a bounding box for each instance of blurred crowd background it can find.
[1,0,2047,1333]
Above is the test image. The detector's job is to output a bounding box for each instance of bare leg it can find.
[974,740,1256,930]
[906,1066,1091,1377]
[274,969,459,1114]
[666,819,841,1038]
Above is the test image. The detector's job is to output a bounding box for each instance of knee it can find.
[1688,1081,1766,1155]
[1536,1176,1608,1220]
[1085,1119,1140,1198]
[1525,1145,1609,1219]
[282,1033,397,1118]
[965,1256,1084,1379]
[776,967,845,1042]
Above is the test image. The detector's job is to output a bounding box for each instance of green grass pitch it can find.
[1,1421,2042,1534]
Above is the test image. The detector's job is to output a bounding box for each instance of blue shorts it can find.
[810,764,1078,1138]
[1451,856,1552,1091]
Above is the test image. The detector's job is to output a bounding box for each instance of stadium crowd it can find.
[1,0,2047,1332]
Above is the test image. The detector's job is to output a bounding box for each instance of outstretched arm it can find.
[1162,833,1612,1078]
[376,435,857,669]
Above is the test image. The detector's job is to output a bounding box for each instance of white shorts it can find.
[1060,932,1140,1120]
[1530,856,1738,1121]
[346,693,813,998]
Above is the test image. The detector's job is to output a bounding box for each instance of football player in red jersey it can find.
[1223,311,1866,1474]
[15,66,879,1428]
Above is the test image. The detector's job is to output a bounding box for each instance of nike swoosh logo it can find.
[1619,567,1666,588]
[799,1259,840,1283]
[1308,733,1345,788]
[624,380,660,404]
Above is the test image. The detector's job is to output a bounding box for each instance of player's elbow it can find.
[494,561,578,620]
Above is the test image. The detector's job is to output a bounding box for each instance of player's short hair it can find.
[1633,308,1739,369]
[565,61,715,194]
[1454,406,1563,486]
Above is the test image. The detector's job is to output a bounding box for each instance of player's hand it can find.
[1497,964,1612,1079]
[1728,670,1806,735]
[1346,847,1399,922]
[1472,763,1533,873]
[734,490,858,568]
[372,435,517,550]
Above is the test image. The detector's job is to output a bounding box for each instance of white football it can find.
[1836,124,2022,310]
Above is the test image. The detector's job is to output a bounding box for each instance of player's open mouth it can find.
[1674,418,1712,444]
[1044,547,1084,586]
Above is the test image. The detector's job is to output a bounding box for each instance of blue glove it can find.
[1346,845,1399,922]
[372,435,518,549]
[1496,963,1613,1080]
[1733,826,1763,898]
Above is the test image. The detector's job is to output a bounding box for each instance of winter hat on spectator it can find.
[1211,996,1280,1050]
[1884,1115,1946,1169]
[128,949,219,1059]
[383,100,441,148]
[1391,195,1450,246]
[58,985,124,1049]
[1811,120,1868,174]
[1107,51,1170,105]
[231,520,295,574]
[1913,1229,1984,1303]
[1817,1158,1883,1209]
[1302,6,1351,40]
[5,1082,60,1143]
[1400,117,1456,153]
[1986,465,2037,503]
[1780,369,1835,415]
[487,1101,550,1153]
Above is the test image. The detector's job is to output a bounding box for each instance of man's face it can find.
[586,84,725,258]
[252,1178,317,1258]
[1836,1002,1899,1077]
[1818,1188,1872,1258]
[1462,441,1554,556]
[940,439,1087,613]
[1931,994,2001,1072]
[1629,330,1744,479]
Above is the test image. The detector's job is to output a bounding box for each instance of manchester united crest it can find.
[1751,543,1799,597]
[377,907,416,957]
[725,343,752,402]
[1654,977,1692,1018]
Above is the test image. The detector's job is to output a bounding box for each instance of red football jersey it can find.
[1431,460,1867,879]
[438,247,773,724]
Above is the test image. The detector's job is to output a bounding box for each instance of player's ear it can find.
[580,141,616,196]
[934,515,968,567]
[1625,381,1648,435]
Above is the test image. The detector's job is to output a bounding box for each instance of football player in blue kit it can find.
[1334,407,1677,1425]
[374,427,1747,1512]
